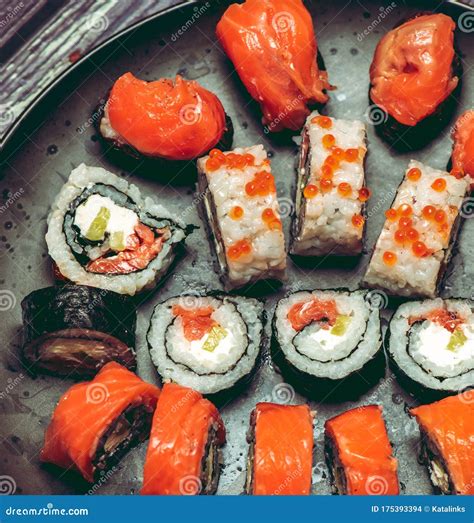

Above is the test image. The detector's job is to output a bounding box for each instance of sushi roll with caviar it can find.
[147,294,264,397]
[141,383,225,495]
[450,109,474,188]
[22,285,136,378]
[363,161,469,298]
[388,299,474,399]
[369,13,461,150]
[325,405,399,495]
[197,146,286,290]
[41,362,160,483]
[272,289,383,400]
[291,111,370,256]
[216,0,332,132]
[46,164,191,296]
[410,392,474,495]
[98,73,232,164]
[245,403,314,495]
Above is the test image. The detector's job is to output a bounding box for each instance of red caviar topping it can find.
[434,209,447,223]
[331,147,344,158]
[262,208,282,230]
[398,217,413,229]
[322,134,336,149]
[227,239,252,260]
[383,251,397,266]
[229,206,244,220]
[325,156,339,168]
[337,182,352,197]
[320,178,333,193]
[243,153,255,166]
[344,148,359,162]
[303,184,319,199]
[210,148,225,160]
[394,229,406,245]
[406,227,419,242]
[245,171,276,196]
[206,157,222,171]
[385,208,398,221]
[398,203,413,216]
[312,115,332,129]
[358,187,371,202]
[407,167,422,181]
[431,178,447,192]
[352,214,364,228]
[422,205,436,220]
[321,164,334,178]
[412,241,428,257]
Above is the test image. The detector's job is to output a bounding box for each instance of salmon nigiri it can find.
[325,405,399,495]
[41,362,160,483]
[410,392,474,495]
[369,13,461,149]
[450,109,474,187]
[216,0,332,132]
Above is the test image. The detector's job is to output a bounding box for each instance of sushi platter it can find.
[1,0,473,496]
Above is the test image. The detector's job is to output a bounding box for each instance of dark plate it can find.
[0,0,472,495]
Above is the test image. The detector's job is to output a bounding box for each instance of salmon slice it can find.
[410,392,474,495]
[325,405,399,495]
[451,109,474,184]
[216,0,332,132]
[107,73,227,160]
[370,14,459,126]
[141,383,225,495]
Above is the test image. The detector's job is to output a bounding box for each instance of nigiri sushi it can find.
[141,383,225,495]
[450,109,474,188]
[41,362,160,483]
[369,13,461,149]
[98,72,233,164]
[245,403,314,495]
[410,392,474,495]
[325,405,399,495]
[216,0,331,132]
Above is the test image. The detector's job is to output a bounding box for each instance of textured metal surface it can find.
[0,0,473,496]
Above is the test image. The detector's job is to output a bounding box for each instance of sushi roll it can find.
[271,289,383,400]
[410,392,474,495]
[245,403,314,495]
[147,294,264,397]
[141,383,225,495]
[291,111,370,256]
[40,362,160,483]
[363,161,469,298]
[388,298,474,399]
[197,145,286,290]
[46,164,190,296]
[22,285,136,378]
[369,13,461,150]
[98,73,232,163]
[450,109,474,188]
[325,405,399,495]
[216,0,332,132]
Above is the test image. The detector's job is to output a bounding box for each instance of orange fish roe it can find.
[227,239,252,260]
[352,214,364,228]
[398,217,412,229]
[321,164,334,178]
[209,148,226,161]
[383,251,397,266]
[262,208,282,230]
[407,167,422,181]
[412,241,428,257]
[394,229,406,245]
[322,134,336,149]
[243,153,255,166]
[337,182,352,197]
[398,203,413,216]
[331,147,344,159]
[358,187,371,202]
[207,150,256,172]
[303,184,319,199]
[434,209,447,223]
[229,205,244,220]
[311,115,332,129]
[422,205,436,220]
[405,227,419,242]
[431,178,447,192]
[344,148,359,162]
[245,171,276,197]
[325,155,339,169]
[320,178,333,193]
[450,168,464,179]
[385,208,398,221]
[206,157,222,171]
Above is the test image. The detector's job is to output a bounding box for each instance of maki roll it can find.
[388,299,474,399]
[272,290,383,400]
[291,111,370,256]
[325,405,399,495]
[41,362,160,483]
[22,285,136,378]
[46,164,190,295]
[450,109,474,188]
[98,73,232,163]
[363,161,468,298]
[369,13,461,149]
[410,392,474,495]
[216,0,332,132]
[245,403,314,495]
[197,146,286,290]
[141,383,225,495]
[147,294,264,397]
